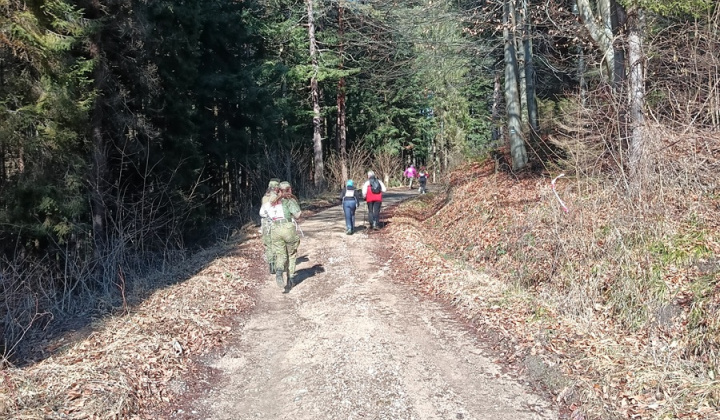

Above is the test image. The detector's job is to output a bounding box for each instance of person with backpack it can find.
[259,181,302,291]
[417,166,429,194]
[260,178,281,274]
[361,170,386,230]
[403,164,417,189]
[340,179,361,235]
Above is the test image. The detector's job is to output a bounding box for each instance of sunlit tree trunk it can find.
[504,0,527,170]
[306,0,325,188]
[492,68,502,144]
[627,8,646,192]
[576,0,615,83]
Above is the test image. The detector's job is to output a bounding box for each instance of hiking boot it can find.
[275,270,285,289]
[269,262,276,274]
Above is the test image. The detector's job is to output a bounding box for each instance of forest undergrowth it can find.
[386,155,720,419]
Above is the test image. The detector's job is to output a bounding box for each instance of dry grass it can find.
[0,236,262,419]
[386,142,720,419]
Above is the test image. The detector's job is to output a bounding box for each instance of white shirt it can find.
[259,201,285,220]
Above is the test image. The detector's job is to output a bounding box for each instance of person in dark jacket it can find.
[340,179,360,234]
[417,166,429,194]
[361,170,387,230]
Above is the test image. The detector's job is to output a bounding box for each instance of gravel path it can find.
[171,188,557,420]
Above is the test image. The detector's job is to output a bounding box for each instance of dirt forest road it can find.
[171,188,557,420]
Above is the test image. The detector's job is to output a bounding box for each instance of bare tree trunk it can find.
[627,8,646,193]
[442,120,448,172]
[337,78,347,183]
[504,0,527,170]
[573,2,588,107]
[492,68,502,145]
[521,0,538,140]
[610,0,627,89]
[431,132,438,183]
[307,0,325,189]
[576,0,615,83]
[514,3,527,127]
[337,4,348,183]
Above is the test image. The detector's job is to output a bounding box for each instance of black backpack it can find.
[369,177,382,194]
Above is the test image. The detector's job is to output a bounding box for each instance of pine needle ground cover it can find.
[386,160,720,419]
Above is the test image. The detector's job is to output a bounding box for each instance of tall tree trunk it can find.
[627,8,646,193]
[514,3,527,127]
[522,0,539,140]
[337,3,347,183]
[610,0,627,89]
[306,0,325,188]
[492,68,502,144]
[576,0,615,83]
[504,0,527,171]
[337,78,347,182]
[442,119,448,172]
[574,2,588,107]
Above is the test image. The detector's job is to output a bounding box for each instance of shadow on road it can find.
[287,263,325,291]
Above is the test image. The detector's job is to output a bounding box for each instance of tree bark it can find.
[521,0,538,140]
[307,0,325,188]
[504,0,527,171]
[337,3,348,183]
[337,77,347,182]
[492,68,502,144]
[627,8,646,193]
[514,3,527,127]
[576,0,616,83]
[610,0,627,89]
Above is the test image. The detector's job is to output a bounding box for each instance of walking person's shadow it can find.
[284,263,324,293]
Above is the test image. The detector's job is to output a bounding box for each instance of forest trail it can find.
[169,188,557,420]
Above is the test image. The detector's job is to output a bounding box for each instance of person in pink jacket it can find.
[403,164,417,189]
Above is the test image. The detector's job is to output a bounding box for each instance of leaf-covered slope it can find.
[385,160,720,419]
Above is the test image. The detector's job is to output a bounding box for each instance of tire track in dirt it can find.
[170,188,557,420]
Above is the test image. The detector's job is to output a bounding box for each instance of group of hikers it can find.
[340,170,387,235]
[259,166,428,292]
[403,164,429,194]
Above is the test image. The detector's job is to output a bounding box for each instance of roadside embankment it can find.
[385,160,720,419]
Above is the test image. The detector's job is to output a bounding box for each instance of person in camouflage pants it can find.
[260,181,301,291]
[261,179,281,274]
